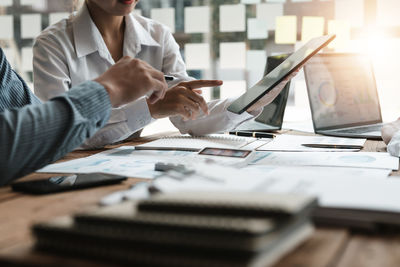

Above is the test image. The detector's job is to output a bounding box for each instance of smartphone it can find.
[198,147,253,158]
[11,173,127,195]
[196,147,255,168]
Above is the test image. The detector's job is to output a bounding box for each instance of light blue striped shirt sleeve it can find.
[0,47,111,184]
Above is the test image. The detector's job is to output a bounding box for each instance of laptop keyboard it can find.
[334,124,383,134]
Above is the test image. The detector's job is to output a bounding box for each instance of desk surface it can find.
[0,131,399,267]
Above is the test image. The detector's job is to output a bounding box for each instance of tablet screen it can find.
[227,35,336,114]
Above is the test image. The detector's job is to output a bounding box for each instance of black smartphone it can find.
[198,147,253,158]
[11,173,127,195]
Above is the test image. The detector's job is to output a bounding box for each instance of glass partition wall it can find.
[1,0,400,124]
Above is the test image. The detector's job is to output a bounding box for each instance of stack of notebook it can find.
[32,192,318,267]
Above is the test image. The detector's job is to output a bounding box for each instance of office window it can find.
[1,0,400,121]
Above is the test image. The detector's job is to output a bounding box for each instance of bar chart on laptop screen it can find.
[1,0,400,134]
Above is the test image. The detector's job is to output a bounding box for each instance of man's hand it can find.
[95,57,167,107]
[148,80,223,121]
[382,118,400,144]
[246,70,300,113]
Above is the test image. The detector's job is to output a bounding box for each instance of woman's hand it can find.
[382,118,400,144]
[246,70,300,114]
[148,80,223,121]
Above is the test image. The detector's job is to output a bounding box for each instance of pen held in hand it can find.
[301,144,364,149]
[164,75,176,81]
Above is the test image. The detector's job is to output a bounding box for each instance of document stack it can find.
[32,192,318,267]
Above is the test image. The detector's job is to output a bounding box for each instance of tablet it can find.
[227,34,336,114]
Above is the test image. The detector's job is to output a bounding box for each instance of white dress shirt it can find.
[33,4,255,148]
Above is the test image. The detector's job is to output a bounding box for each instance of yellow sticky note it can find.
[275,16,297,44]
[328,20,351,51]
[301,16,324,43]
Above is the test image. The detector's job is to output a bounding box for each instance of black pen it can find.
[229,131,276,139]
[164,75,176,81]
[301,144,363,149]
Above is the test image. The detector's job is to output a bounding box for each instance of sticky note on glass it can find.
[0,0,12,6]
[377,0,400,27]
[247,50,267,87]
[220,80,247,99]
[21,0,45,8]
[185,6,210,34]
[256,3,283,31]
[220,4,246,32]
[49,12,70,26]
[328,20,350,51]
[220,42,246,69]
[247,18,269,39]
[275,16,297,44]
[132,9,142,16]
[22,47,33,72]
[335,0,363,28]
[0,15,13,39]
[301,16,324,43]
[184,43,210,70]
[3,48,15,68]
[151,8,175,33]
[21,14,42,39]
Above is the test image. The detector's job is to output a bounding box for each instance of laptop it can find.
[304,53,383,139]
[235,54,291,132]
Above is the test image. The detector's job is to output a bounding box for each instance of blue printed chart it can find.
[38,146,195,179]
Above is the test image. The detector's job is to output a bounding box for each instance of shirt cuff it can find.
[123,97,153,132]
[387,131,400,157]
[54,80,111,129]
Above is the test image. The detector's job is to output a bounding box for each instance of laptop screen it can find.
[304,53,382,131]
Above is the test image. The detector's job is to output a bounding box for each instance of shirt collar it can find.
[72,3,109,59]
[124,13,160,56]
[73,5,160,59]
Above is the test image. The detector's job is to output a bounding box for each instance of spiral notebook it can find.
[135,134,260,152]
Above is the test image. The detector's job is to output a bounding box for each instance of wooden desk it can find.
[0,131,399,267]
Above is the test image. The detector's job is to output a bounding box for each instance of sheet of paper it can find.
[220,42,246,69]
[0,0,12,6]
[250,151,399,170]
[219,4,245,32]
[38,147,196,179]
[153,164,400,214]
[328,20,351,51]
[21,47,33,72]
[0,15,13,40]
[275,16,297,44]
[184,6,210,33]
[21,14,41,39]
[256,3,283,31]
[257,134,366,152]
[301,16,324,43]
[150,8,175,33]
[49,12,70,26]
[220,80,247,99]
[247,18,269,39]
[184,43,210,70]
[335,0,364,28]
[377,0,400,27]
